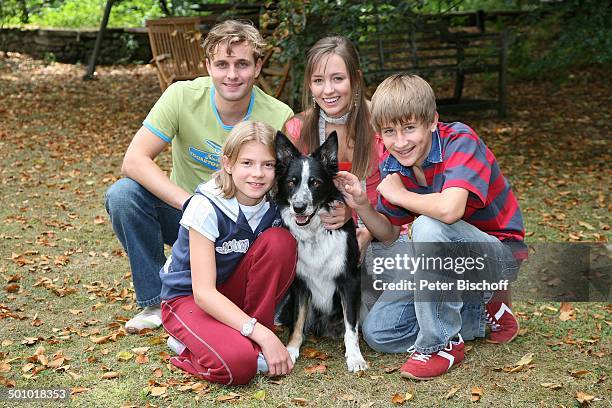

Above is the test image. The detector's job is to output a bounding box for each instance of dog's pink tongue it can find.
[295,215,309,224]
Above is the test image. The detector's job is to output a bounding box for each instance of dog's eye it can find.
[287,179,295,188]
[311,180,321,188]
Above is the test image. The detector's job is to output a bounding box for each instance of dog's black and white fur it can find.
[274,131,367,372]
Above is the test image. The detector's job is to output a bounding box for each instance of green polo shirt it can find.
[143,76,293,193]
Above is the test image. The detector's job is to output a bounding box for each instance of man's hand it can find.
[376,173,406,206]
[334,171,369,209]
[320,201,352,230]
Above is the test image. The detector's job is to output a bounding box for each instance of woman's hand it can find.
[320,201,352,230]
[254,326,294,377]
[356,227,373,264]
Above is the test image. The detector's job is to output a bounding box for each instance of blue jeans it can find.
[104,178,182,307]
[362,215,518,354]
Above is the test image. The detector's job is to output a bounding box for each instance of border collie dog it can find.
[274,131,368,372]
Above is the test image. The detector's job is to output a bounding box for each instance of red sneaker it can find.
[486,301,519,344]
[400,335,465,380]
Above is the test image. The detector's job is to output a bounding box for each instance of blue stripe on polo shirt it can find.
[143,121,171,143]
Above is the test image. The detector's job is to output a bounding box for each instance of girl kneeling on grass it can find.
[159,121,297,385]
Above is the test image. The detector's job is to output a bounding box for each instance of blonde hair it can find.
[370,74,437,131]
[215,121,276,198]
[202,20,266,62]
[299,36,374,180]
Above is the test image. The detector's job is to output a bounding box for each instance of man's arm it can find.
[121,126,191,210]
[377,173,468,224]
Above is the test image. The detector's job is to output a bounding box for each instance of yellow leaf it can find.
[578,221,595,230]
[253,390,266,401]
[70,386,89,395]
[116,351,133,362]
[22,363,34,373]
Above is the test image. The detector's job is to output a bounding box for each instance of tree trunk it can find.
[18,0,29,24]
[83,0,114,80]
[159,0,172,16]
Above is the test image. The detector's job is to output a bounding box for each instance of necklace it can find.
[318,109,350,144]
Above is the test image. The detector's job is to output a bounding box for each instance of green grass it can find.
[0,53,610,407]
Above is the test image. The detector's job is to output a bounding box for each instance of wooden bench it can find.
[360,18,508,117]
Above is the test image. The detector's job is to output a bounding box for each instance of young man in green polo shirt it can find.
[105,20,293,333]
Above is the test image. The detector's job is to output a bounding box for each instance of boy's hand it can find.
[377,173,406,206]
[334,171,369,209]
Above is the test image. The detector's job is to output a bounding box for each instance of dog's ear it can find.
[313,131,339,175]
[275,131,301,169]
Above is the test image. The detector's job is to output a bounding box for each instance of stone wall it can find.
[0,27,152,64]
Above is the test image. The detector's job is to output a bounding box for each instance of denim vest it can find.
[160,192,281,300]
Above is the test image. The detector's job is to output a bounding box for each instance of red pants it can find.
[161,227,297,385]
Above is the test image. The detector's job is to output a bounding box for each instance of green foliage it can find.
[0,0,166,28]
[509,0,611,82]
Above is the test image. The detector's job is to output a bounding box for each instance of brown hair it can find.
[214,121,276,198]
[202,20,266,62]
[370,74,437,131]
[298,36,374,180]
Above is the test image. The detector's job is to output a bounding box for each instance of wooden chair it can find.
[145,17,208,91]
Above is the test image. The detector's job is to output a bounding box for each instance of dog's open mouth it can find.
[294,214,314,226]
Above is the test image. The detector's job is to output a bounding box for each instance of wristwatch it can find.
[240,317,257,337]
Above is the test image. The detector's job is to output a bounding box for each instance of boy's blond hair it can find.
[370,74,437,130]
[202,20,266,62]
[215,121,276,199]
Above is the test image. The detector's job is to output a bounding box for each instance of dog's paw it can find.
[346,354,368,372]
[287,346,299,363]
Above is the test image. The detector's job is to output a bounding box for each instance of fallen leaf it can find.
[570,369,590,378]
[70,386,89,395]
[4,284,19,293]
[116,351,133,362]
[216,392,241,402]
[149,386,167,397]
[575,391,595,404]
[292,397,308,406]
[471,386,483,403]
[391,393,406,405]
[515,352,534,367]
[253,389,266,401]
[304,364,327,374]
[559,302,576,321]
[445,386,460,399]
[540,382,563,390]
[101,371,119,379]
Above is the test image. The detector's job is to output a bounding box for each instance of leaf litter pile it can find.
[0,52,610,406]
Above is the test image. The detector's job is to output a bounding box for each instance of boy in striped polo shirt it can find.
[335,74,525,380]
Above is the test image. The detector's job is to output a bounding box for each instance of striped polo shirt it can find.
[377,122,525,241]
